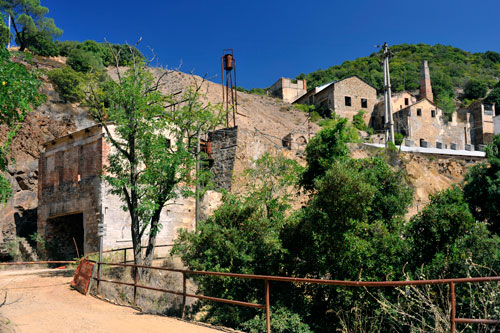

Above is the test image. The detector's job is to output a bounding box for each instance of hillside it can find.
[295,43,500,115]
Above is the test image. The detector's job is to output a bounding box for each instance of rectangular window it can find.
[345,96,351,107]
[431,110,436,118]
[405,98,409,105]
[309,95,313,104]
[417,108,422,116]
[361,98,367,108]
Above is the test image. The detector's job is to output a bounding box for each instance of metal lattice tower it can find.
[221,49,238,127]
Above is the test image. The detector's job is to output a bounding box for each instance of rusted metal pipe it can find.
[265,279,270,333]
[182,272,187,319]
[454,318,500,324]
[0,261,76,265]
[450,283,456,332]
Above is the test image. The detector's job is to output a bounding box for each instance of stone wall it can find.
[495,115,500,136]
[38,125,104,256]
[208,127,238,191]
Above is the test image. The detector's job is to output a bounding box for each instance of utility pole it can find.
[381,42,395,145]
[7,14,11,49]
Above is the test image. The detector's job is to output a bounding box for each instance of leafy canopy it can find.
[0,0,62,51]
[0,48,45,202]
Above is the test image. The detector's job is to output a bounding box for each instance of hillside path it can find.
[0,269,222,333]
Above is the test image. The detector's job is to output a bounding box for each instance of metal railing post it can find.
[123,249,127,264]
[182,272,187,319]
[133,266,138,306]
[450,282,456,333]
[265,279,270,333]
[96,261,101,295]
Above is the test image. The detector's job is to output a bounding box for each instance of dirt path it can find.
[0,269,224,332]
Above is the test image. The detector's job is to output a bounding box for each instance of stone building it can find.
[293,76,377,123]
[392,98,471,149]
[467,101,496,148]
[268,78,307,103]
[37,125,195,260]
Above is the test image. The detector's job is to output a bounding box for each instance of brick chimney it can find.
[420,60,433,102]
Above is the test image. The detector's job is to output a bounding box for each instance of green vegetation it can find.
[394,132,404,145]
[47,66,85,103]
[296,44,500,114]
[237,86,268,96]
[85,46,224,269]
[67,48,103,73]
[0,48,45,203]
[0,0,62,51]
[464,79,488,100]
[0,14,9,46]
[463,135,500,235]
[173,121,500,331]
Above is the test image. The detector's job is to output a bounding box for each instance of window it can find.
[361,98,367,108]
[417,108,422,116]
[309,95,313,104]
[405,98,409,106]
[420,139,427,147]
[431,110,436,118]
[345,96,351,106]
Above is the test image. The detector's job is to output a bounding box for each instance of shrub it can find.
[25,31,58,57]
[464,79,488,100]
[55,40,78,56]
[48,66,85,102]
[77,40,113,66]
[352,109,368,131]
[394,132,404,145]
[67,48,103,73]
[0,24,9,46]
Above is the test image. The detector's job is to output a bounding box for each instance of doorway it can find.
[45,213,84,260]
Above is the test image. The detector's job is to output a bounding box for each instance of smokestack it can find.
[420,60,433,102]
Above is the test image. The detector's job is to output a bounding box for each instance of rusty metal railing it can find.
[92,260,500,333]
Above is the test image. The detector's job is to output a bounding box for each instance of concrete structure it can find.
[268,78,307,103]
[37,125,195,260]
[371,91,417,129]
[294,76,377,123]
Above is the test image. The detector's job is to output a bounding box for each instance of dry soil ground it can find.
[0,268,224,333]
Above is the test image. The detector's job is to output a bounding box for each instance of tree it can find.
[282,156,412,331]
[405,185,475,268]
[67,48,103,73]
[463,135,500,235]
[85,45,224,268]
[23,30,57,56]
[464,79,488,100]
[0,48,45,202]
[0,14,9,46]
[0,0,62,51]
[300,117,357,190]
[172,154,308,331]
[484,86,500,109]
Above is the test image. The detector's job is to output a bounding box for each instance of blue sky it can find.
[44,0,500,89]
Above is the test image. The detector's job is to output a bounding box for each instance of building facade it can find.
[294,76,377,123]
[268,78,307,103]
[37,125,195,259]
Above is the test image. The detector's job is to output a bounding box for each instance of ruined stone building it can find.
[37,125,195,259]
[371,60,495,150]
[495,114,500,136]
[268,78,307,103]
[37,124,301,259]
[293,76,377,123]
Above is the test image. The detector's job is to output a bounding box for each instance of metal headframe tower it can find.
[221,49,238,127]
[380,42,395,145]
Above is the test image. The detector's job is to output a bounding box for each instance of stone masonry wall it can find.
[208,127,238,191]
